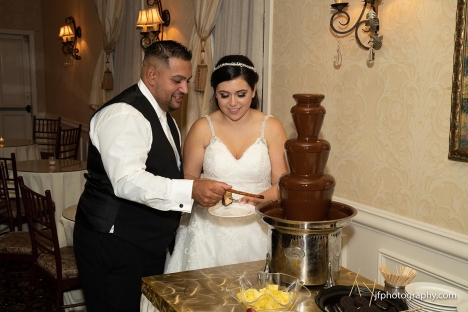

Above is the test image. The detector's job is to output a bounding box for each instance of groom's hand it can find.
[192,179,231,207]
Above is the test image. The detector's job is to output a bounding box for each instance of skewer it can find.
[228,189,265,199]
[349,268,361,296]
[369,279,376,306]
[349,280,356,296]
[379,264,416,286]
[400,308,424,312]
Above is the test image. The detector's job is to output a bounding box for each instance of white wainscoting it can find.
[338,196,468,292]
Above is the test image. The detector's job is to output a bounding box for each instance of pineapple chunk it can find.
[237,284,293,310]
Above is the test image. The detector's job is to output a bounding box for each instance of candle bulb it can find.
[335,0,343,3]
[0,136,4,143]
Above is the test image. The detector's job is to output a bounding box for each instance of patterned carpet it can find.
[0,261,50,311]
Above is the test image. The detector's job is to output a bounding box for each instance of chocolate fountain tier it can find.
[257,200,356,233]
[284,138,330,175]
[291,94,326,139]
[279,173,335,221]
[280,93,334,221]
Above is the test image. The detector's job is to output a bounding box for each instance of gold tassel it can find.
[194,40,207,92]
[101,53,114,91]
[194,60,207,92]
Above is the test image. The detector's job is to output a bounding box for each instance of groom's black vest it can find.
[75,84,183,257]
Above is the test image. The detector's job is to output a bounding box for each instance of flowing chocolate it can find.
[279,94,335,221]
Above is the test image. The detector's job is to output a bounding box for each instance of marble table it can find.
[140,260,377,312]
[60,204,77,247]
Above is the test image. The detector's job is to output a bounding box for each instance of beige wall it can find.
[271,1,468,235]
[41,0,102,126]
[163,0,195,126]
[0,0,193,128]
[0,0,193,159]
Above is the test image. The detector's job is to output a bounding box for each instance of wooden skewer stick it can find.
[349,268,361,296]
[349,280,356,297]
[379,264,417,286]
[369,279,376,306]
[228,189,265,199]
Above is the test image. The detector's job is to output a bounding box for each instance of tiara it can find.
[213,62,256,73]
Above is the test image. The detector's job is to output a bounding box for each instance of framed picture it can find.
[450,0,468,162]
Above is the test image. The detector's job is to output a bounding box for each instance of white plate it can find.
[406,282,468,308]
[409,298,457,311]
[407,299,455,312]
[458,301,468,312]
[208,202,255,218]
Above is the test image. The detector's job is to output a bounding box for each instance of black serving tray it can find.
[315,285,408,312]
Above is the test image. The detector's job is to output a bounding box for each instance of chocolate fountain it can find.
[257,94,357,286]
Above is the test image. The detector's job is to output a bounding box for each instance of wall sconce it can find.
[330,0,383,64]
[136,0,170,49]
[59,16,82,66]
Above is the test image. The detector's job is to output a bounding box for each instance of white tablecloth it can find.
[18,169,86,248]
[140,295,159,312]
[0,142,40,161]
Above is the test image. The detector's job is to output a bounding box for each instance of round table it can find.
[62,204,77,221]
[0,139,40,161]
[60,204,77,247]
[11,159,87,248]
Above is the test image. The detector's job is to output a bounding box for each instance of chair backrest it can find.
[18,176,62,277]
[0,153,19,199]
[0,153,21,226]
[0,162,14,232]
[55,124,82,160]
[33,116,61,149]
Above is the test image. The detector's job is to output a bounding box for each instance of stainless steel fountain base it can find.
[257,200,357,286]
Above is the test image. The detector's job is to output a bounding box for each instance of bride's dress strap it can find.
[204,115,215,137]
[204,114,271,138]
[261,115,272,138]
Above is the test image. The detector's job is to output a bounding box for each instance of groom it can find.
[73,40,231,312]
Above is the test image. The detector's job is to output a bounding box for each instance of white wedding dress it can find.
[164,115,272,273]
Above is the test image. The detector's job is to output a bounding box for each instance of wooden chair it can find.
[19,176,85,311]
[55,124,82,160]
[0,153,26,231]
[0,163,35,307]
[33,115,61,159]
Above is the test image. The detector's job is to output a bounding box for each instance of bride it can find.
[164,55,288,273]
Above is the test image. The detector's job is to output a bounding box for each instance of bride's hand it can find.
[238,196,261,206]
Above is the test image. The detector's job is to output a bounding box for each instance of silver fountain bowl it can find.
[256,200,357,285]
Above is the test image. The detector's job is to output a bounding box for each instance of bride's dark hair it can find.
[210,55,260,110]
